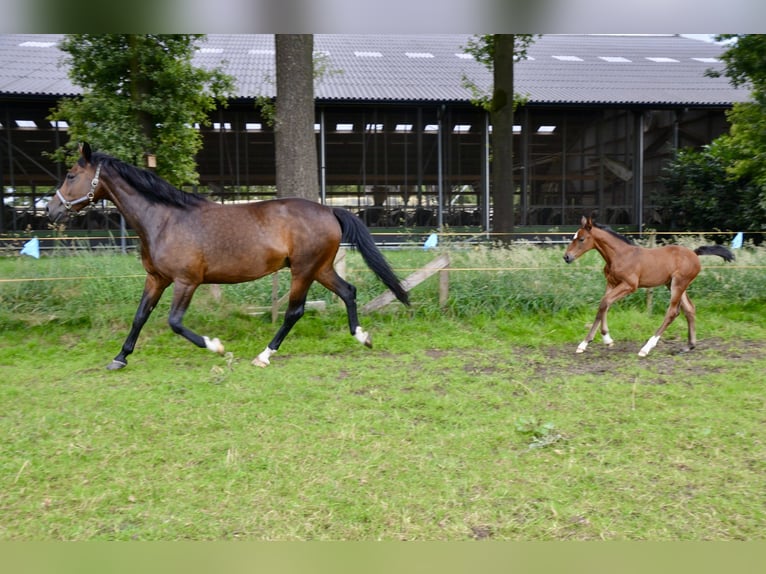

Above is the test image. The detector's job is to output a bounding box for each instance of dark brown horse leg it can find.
[168,281,225,355]
[638,283,685,357]
[109,274,170,370]
[316,268,371,347]
[252,277,311,367]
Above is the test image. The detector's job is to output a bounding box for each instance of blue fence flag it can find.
[423,233,438,250]
[731,232,743,249]
[20,237,40,259]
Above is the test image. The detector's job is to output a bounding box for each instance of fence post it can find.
[439,254,450,308]
[209,283,222,302]
[646,231,656,313]
[362,253,450,313]
[335,246,346,280]
[271,272,280,323]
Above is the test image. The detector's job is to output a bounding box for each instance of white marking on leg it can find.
[602,333,614,347]
[252,346,275,367]
[576,341,589,353]
[354,326,371,347]
[638,335,660,357]
[203,336,224,354]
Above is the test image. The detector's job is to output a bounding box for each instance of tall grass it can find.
[2,239,764,330]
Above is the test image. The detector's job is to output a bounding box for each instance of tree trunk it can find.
[129,35,154,164]
[491,34,515,241]
[275,34,319,201]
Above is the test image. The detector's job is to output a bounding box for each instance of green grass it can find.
[1,242,765,540]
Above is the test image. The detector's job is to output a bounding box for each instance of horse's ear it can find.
[79,142,92,163]
[581,215,591,229]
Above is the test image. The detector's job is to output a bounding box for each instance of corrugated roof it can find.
[0,33,751,106]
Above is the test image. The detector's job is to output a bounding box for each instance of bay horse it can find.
[563,215,733,357]
[47,143,409,370]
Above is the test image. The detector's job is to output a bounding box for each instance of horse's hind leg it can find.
[638,282,686,357]
[252,275,311,367]
[109,273,169,370]
[679,291,696,351]
[316,268,372,347]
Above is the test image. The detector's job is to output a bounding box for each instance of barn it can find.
[0,34,751,235]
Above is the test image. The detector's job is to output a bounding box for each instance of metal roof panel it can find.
[0,33,750,106]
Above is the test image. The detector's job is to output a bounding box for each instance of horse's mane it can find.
[87,152,209,208]
[593,221,636,245]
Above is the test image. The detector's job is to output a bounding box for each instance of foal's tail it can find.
[694,245,735,262]
[333,208,410,306]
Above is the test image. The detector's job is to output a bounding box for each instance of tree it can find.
[658,142,760,231]
[48,34,234,187]
[463,34,537,240]
[274,34,319,201]
[660,35,766,231]
[709,35,766,222]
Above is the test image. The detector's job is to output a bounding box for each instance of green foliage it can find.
[716,101,766,219]
[709,35,766,91]
[661,35,766,231]
[460,34,536,112]
[658,142,764,230]
[255,47,342,128]
[515,416,564,450]
[48,35,235,187]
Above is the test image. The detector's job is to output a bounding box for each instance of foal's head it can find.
[563,215,597,263]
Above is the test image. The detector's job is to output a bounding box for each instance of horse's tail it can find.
[332,208,410,306]
[694,245,735,262]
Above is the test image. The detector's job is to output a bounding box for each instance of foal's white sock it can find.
[638,335,660,357]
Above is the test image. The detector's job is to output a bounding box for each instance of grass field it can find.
[1,240,765,540]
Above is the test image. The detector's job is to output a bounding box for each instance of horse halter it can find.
[55,162,102,211]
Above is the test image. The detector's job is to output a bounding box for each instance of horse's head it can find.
[563,215,596,263]
[47,142,105,223]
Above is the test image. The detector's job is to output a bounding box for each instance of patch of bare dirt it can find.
[418,337,766,385]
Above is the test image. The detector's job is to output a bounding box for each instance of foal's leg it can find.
[315,267,372,347]
[109,273,170,370]
[679,291,697,351]
[638,282,686,357]
[577,283,635,353]
[252,275,312,367]
[168,281,225,354]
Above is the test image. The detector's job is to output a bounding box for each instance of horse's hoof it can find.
[107,359,127,370]
[637,350,649,357]
[576,342,588,353]
[252,347,273,367]
[354,327,372,348]
[204,336,225,355]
